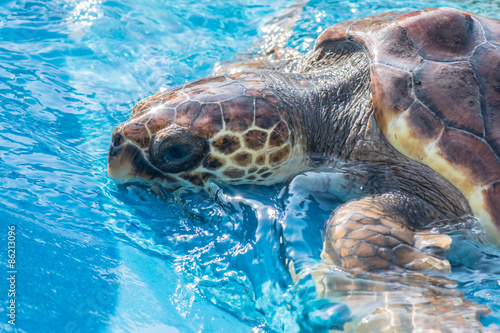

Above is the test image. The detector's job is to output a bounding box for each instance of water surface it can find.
[1,0,500,332]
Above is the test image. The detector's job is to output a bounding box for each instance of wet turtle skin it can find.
[108,72,301,187]
[108,7,500,264]
[107,7,500,331]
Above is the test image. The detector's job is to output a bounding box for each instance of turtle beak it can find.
[107,128,163,183]
[107,144,138,182]
[107,129,140,182]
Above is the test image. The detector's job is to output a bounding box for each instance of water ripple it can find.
[1,0,500,332]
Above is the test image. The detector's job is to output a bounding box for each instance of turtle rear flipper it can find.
[322,192,452,273]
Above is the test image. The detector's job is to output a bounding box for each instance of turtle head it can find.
[107,73,301,190]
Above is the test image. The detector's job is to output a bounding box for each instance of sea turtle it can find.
[108,7,500,273]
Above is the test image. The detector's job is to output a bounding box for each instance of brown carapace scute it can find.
[108,7,500,239]
[108,72,300,189]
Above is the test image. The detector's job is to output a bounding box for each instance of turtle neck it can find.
[260,41,374,164]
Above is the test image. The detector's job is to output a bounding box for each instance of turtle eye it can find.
[150,125,208,174]
[164,144,193,163]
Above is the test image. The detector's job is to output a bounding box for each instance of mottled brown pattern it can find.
[256,166,269,174]
[318,11,409,63]
[390,229,414,244]
[398,8,482,61]
[175,101,201,127]
[186,77,245,103]
[371,64,414,133]
[277,107,288,123]
[201,172,215,181]
[343,219,363,230]
[184,75,226,88]
[123,122,150,148]
[131,94,159,118]
[477,16,500,45]
[221,96,255,132]
[260,92,282,108]
[352,242,377,257]
[315,20,351,50]
[413,61,483,136]
[162,90,188,107]
[406,103,443,140]
[365,224,390,235]
[470,44,500,152]
[371,23,422,70]
[384,236,401,247]
[179,173,203,187]
[322,194,450,272]
[392,245,424,267]
[315,7,500,234]
[365,234,389,247]
[222,168,245,179]
[190,103,223,139]
[131,90,188,119]
[348,13,407,55]
[166,91,179,101]
[255,154,266,165]
[363,256,391,269]
[311,9,500,224]
[254,98,281,129]
[269,121,289,148]
[269,145,290,165]
[243,78,268,90]
[437,128,500,186]
[346,229,376,240]
[184,86,207,97]
[243,129,268,150]
[202,155,225,170]
[244,88,264,98]
[227,72,247,80]
[108,9,500,257]
[231,152,252,167]
[211,134,241,155]
[350,11,405,34]
[146,109,175,134]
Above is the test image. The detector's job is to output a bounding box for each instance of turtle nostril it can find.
[111,130,124,147]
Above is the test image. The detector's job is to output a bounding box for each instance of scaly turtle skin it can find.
[108,8,500,272]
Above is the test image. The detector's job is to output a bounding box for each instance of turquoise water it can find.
[1,0,500,332]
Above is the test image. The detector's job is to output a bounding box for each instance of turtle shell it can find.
[315,7,500,239]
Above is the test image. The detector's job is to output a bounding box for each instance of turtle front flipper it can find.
[322,192,453,273]
[311,192,494,332]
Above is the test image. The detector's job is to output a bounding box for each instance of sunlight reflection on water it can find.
[1,0,500,332]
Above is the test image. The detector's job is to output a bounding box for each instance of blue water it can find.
[1,0,500,332]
